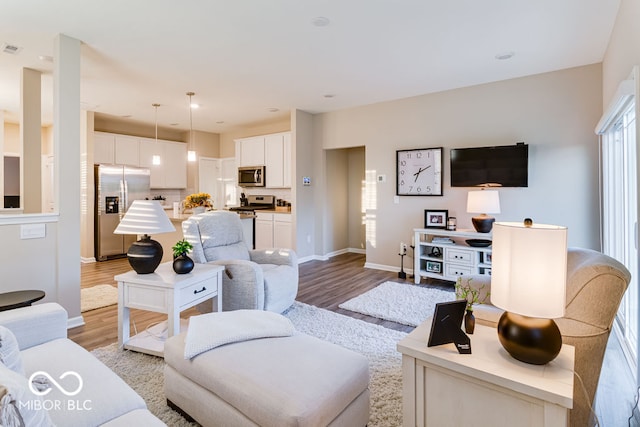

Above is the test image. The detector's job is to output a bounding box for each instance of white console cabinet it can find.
[413,229,492,283]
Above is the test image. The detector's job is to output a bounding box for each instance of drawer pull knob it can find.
[193,287,207,294]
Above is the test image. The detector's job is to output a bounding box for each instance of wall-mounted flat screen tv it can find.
[450,143,528,187]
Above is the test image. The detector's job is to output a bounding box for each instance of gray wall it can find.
[311,63,603,269]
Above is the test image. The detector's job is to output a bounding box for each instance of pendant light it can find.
[152,103,161,165]
[187,91,197,162]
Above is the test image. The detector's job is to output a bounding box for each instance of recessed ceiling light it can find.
[38,55,53,62]
[312,16,330,27]
[170,123,179,126]
[268,108,279,113]
[323,94,336,98]
[121,114,132,118]
[495,51,515,60]
[1,43,22,55]
[216,121,225,124]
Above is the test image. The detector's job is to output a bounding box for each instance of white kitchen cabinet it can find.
[163,141,187,188]
[139,138,187,189]
[265,134,284,187]
[237,136,265,167]
[283,132,292,188]
[139,138,164,188]
[114,135,140,166]
[273,213,292,248]
[94,132,115,164]
[235,131,291,188]
[255,212,274,249]
[255,212,292,250]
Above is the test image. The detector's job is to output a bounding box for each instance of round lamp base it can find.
[127,235,163,274]
[497,311,562,365]
[471,215,495,233]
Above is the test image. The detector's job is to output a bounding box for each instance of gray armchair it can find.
[182,210,298,313]
[467,247,631,427]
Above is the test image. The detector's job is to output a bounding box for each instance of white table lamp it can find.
[114,200,175,274]
[467,189,501,233]
[491,219,568,364]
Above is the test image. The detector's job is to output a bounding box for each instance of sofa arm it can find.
[209,259,266,311]
[249,248,298,267]
[0,303,67,350]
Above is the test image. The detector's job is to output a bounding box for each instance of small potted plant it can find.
[172,239,194,274]
[455,277,490,334]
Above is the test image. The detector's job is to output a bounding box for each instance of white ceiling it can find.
[0,0,621,134]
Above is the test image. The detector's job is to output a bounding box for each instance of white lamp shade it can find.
[490,221,567,318]
[466,190,501,214]
[114,200,175,235]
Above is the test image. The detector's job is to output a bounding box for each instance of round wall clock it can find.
[396,147,443,196]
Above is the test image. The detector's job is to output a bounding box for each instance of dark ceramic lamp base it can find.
[497,311,562,365]
[127,235,163,274]
[471,215,495,233]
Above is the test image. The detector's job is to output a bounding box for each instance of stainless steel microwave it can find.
[238,166,265,187]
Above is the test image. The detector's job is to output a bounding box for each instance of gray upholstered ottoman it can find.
[164,332,370,426]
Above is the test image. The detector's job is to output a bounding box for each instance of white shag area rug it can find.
[339,281,455,326]
[81,284,118,312]
[91,301,407,427]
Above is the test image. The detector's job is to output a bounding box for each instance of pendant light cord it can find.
[153,103,160,142]
[187,92,195,154]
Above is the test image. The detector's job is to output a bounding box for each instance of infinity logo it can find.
[28,371,83,397]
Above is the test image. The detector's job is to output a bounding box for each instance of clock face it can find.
[396,148,443,196]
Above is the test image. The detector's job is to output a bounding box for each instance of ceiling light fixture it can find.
[268,108,279,113]
[187,92,197,162]
[495,51,515,60]
[1,43,22,55]
[312,16,331,27]
[152,103,161,166]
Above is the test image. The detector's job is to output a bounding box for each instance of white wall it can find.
[602,0,640,107]
[312,64,603,269]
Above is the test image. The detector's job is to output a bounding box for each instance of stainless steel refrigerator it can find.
[94,164,151,260]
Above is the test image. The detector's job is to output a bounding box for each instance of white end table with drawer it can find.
[397,320,574,427]
[116,262,224,357]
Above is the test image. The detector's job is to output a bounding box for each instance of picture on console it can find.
[425,209,448,228]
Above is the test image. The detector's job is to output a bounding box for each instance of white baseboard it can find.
[68,315,85,329]
[364,261,413,275]
[298,247,367,264]
[81,257,96,263]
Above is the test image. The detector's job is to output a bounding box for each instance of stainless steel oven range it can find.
[228,195,276,249]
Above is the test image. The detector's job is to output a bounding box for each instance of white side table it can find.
[116,262,224,357]
[397,320,574,427]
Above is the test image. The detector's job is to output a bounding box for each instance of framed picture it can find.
[427,300,470,354]
[426,260,442,273]
[424,210,448,229]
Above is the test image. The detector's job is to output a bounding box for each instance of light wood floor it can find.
[72,253,636,426]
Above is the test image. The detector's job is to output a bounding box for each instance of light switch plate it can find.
[20,223,46,239]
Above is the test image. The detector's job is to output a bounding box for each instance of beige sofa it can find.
[468,247,631,427]
[0,303,164,426]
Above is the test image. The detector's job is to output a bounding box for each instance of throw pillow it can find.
[184,310,295,359]
[0,326,24,375]
[0,363,54,427]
